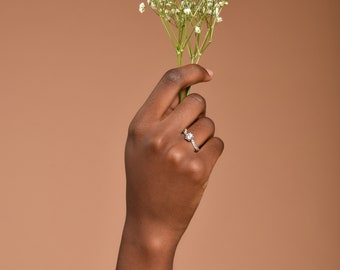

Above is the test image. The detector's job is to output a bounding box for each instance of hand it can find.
[116,64,224,270]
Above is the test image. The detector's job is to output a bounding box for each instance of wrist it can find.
[116,216,181,270]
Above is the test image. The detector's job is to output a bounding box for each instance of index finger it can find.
[137,64,213,121]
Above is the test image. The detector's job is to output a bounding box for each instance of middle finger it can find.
[165,93,207,132]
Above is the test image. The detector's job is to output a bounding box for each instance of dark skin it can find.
[116,64,224,269]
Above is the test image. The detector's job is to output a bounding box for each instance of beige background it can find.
[1,0,339,269]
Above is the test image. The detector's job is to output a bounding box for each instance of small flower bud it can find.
[195,26,201,34]
[139,2,146,13]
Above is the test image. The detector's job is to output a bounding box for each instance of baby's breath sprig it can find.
[139,0,229,101]
[139,0,229,66]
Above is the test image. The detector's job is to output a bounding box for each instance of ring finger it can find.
[181,117,215,152]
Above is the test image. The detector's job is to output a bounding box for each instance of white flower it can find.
[138,0,232,65]
[183,8,191,15]
[139,2,146,13]
[195,26,201,34]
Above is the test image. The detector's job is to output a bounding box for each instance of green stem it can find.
[177,51,182,67]
[177,46,186,102]
[179,86,191,103]
[160,17,176,49]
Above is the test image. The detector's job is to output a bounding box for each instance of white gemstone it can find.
[185,133,194,141]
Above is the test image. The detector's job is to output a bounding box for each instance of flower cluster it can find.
[139,0,229,66]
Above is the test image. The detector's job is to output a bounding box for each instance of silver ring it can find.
[182,129,200,152]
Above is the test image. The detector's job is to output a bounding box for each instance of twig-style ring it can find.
[182,128,200,152]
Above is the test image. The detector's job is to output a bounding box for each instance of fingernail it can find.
[205,68,214,77]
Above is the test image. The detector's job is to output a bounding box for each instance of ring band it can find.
[183,128,200,152]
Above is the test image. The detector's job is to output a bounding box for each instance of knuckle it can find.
[213,137,225,152]
[149,136,164,152]
[128,119,144,138]
[186,158,206,182]
[128,121,168,153]
[166,146,186,166]
[146,131,166,153]
[162,68,183,85]
[187,93,206,109]
[202,117,215,130]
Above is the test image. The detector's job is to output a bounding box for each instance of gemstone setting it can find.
[184,132,194,141]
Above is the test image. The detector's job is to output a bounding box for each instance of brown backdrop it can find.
[1,1,339,269]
